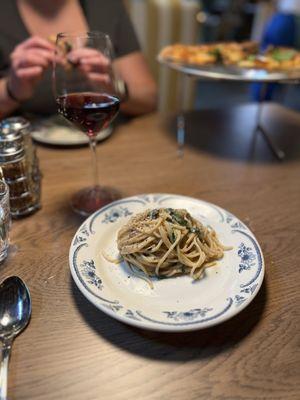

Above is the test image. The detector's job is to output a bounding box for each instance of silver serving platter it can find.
[158,55,300,83]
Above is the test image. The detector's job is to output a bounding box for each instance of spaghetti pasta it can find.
[117,208,231,282]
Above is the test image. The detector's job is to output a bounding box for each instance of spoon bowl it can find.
[0,276,31,340]
[0,276,31,400]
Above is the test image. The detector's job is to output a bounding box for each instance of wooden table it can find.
[1,103,299,400]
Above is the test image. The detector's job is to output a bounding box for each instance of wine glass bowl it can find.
[53,31,121,216]
[56,92,120,137]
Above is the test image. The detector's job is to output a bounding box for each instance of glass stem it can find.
[89,137,99,188]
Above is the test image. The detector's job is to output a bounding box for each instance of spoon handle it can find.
[0,339,12,400]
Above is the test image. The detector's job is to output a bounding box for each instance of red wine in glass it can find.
[57,92,120,215]
[57,93,120,137]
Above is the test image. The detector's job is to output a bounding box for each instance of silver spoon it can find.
[0,276,31,400]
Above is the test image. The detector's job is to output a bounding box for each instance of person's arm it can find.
[114,52,157,116]
[0,78,20,118]
[109,1,157,115]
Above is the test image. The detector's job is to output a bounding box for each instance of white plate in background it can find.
[31,115,112,146]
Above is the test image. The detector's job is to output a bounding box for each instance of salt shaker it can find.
[0,117,42,218]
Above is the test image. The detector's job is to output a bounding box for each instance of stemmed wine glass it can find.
[53,31,120,216]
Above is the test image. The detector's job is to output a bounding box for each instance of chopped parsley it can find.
[209,48,222,62]
[168,209,188,226]
[271,49,296,61]
[247,54,257,61]
[189,226,204,240]
[149,209,159,219]
[169,231,176,243]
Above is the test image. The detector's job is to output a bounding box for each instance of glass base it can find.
[70,185,121,217]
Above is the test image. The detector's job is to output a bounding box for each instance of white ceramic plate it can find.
[31,115,112,146]
[69,194,265,332]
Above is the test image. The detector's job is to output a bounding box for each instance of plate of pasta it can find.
[69,194,264,332]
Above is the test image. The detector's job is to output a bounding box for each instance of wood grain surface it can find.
[0,103,299,400]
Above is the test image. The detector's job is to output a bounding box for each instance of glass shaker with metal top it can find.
[0,117,42,218]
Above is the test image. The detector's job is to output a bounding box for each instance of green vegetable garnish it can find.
[271,49,296,61]
[209,48,222,62]
[169,231,176,243]
[187,226,204,240]
[171,211,188,226]
[149,209,159,219]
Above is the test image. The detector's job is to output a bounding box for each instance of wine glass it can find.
[53,31,121,216]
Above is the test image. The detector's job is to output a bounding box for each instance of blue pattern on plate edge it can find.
[89,199,145,234]
[232,229,263,288]
[164,308,213,321]
[80,260,102,289]
[238,243,257,273]
[72,195,264,326]
[101,207,132,224]
[226,212,247,230]
[136,300,233,326]
[73,223,90,246]
[72,245,118,305]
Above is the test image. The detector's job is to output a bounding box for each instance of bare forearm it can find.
[120,85,157,116]
[114,52,158,116]
[0,78,19,119]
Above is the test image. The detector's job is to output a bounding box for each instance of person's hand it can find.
[68,48,113,88]
[7,36,55,102]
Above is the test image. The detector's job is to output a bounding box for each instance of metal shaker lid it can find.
[0,118,24,150]
[0,117,30,138]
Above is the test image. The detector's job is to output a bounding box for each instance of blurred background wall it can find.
[126,0,200,112]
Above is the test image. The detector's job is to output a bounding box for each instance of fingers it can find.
[78,56,110,73]
[11,43,55,77]
[12,48,54,63]
[68,48,110,70]
[12,50,52,69]
[15,36,55,52]
[11,36,55,71]
[15,66,43,79]
[68,47,109,60]
[86,72,112,86]
[7,36,52,102]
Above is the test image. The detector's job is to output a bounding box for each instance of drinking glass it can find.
[53,31,120,216]
[0,180,10,262]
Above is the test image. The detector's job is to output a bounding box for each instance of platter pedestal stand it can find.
[159,58,300,161]
[254,83,285,160]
